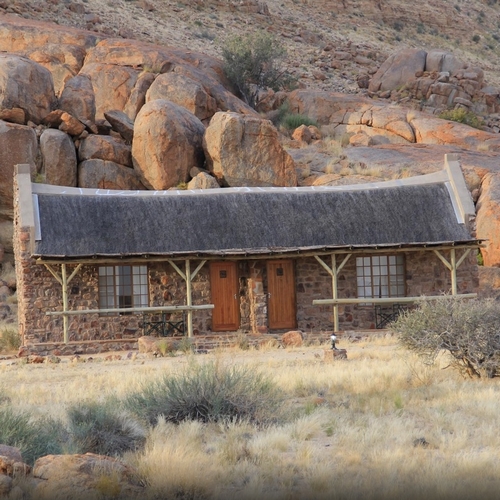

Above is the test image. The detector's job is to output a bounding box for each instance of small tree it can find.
[221,31,295,109]
[392,296,500,378]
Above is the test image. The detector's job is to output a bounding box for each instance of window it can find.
[356,255,405,300]
[98,265,148,311]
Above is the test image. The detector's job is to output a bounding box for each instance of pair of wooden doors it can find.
[210,260,296,332]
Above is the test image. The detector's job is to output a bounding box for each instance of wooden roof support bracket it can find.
[314,253,352,333]
[433,248,472,295]
[167,259,207,337]
[44,263,82,343]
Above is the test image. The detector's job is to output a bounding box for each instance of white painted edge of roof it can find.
[30,169,450,197]
[15,164,35,228]
[444,153,476,223]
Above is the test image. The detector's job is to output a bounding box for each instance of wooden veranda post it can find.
[167,259,207,338]
[433,248,471,296]
[61,264,68,343]
[186,259,192,338]
[314,253,351,332]
[44,263,82,343]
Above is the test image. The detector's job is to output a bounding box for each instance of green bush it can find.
[0,408,63,465]
[221,31,296,109]
[0,327,21,352]
[438,108,484,129]
[125,361,283,426]
[280,112,319,130]
[67,401,146,456]
[392,297,500,378]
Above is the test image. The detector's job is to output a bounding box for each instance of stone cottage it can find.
[14,154,480,354]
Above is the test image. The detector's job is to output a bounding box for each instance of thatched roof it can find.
[27,172,477,259]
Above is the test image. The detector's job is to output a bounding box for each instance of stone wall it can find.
[14,245,479,348]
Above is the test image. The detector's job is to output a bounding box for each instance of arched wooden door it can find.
[267,259,297,330]
[210,261,240,331]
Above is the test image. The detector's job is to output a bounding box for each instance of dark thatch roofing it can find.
[32,182,476,258]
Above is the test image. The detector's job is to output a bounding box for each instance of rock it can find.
[59,75,96,124]
[308,125,321,140]
[40,129,77,187]
[187,172,220,190]
[26,43,87,96]
[123,71,155,121]
[80,63,141,121]
[292,124,312,144]
[0,54,57,124]
[132,99,205,190]
[0,452,30,477]
[78,159,146,190]
[0,475,12,496]
[146,72,217,122]
[137,335,159,354]
[84,38,256,117]
[33,453,144,500]
[368,48,427,93]
[28,355,45,364]
[281,330,303,347]
[58,112,86,136]
[476,172,500,267]
[78,135,132,167]
[324,348,348,361]
[357,73,370,89]
[203,112,297,187]
[0,121,38,218]
[425,50,466,75]
[478,266,500,298]
[0,108,26,125]
[104,110,134,143]
[0,15,102,54]
[0,446,22,464]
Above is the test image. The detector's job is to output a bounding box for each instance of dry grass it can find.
[2,337,500,498]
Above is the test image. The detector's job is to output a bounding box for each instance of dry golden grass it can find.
[2,336,500,498]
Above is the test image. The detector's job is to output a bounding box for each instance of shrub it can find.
[0,408,63,465]
[392,297,500,378]
[125,360,283,426]
[280,113,318,130]
[0,327,21,352]
[221,31,296,109]
[67,401,146,456]
[438,107,484,129]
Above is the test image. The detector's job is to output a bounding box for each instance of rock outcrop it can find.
[476,172,500,267]
[204,111,297,187]
[132,100,206,190]
[0,54,57,124]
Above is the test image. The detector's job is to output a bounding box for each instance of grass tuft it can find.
[125,360,283,426]
[0,407,63,465]
[66,401,146,456]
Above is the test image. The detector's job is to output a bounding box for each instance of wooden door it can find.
[267,260,297,329]
[210,261,240,331]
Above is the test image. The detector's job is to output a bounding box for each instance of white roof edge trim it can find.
[30,169,450,198]
[33,194,41,241]
[445,182,464,224]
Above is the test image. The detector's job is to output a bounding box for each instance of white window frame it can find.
[98,265,149,311]
[356,255,405,300]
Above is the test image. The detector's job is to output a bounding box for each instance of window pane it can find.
[356,255,406,300]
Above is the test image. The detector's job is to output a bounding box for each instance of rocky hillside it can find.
[1,0,500,308]
[4,0,500,94]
